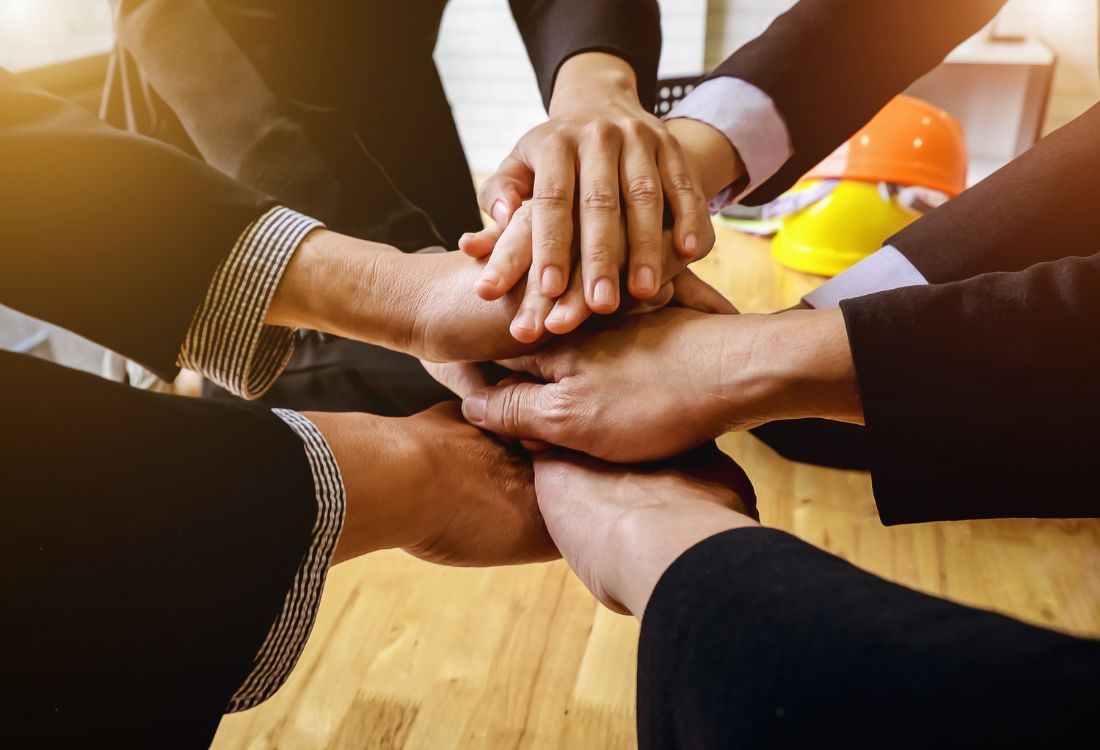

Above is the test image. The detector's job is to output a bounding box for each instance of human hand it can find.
[533,444,757,617]
[461,307,862,463]
[308,402,557,567]
[461,53,715,319]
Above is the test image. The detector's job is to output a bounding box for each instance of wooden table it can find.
[211,222,1100,749]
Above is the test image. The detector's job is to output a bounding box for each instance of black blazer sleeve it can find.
[840,251,1100,524]
[637,528,1100,749]
[888,102,1100,284]
[708,0,1007,204]
[1,351,318,747]
[0,65,273,379]
[509,0,662,111]
[111,0,444,249]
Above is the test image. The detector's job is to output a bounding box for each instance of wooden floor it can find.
[211,222,1100,750]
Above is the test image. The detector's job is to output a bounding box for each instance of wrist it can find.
[305,411,428,565]
[665,116,745,203]
[718,309,863,428]
[549,52,640,116]
[267,229,416,353]
[604,501,757,619]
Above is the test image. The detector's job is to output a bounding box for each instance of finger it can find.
[476,205,533,301]
[544,260,593,335]
[459,223,504,259]
[623,280,675,316]
[420,360,491,399]
[461,381,566,443]
[520,438,552,452]
[578,125,625,313]
[478,151,533,228]
[620,128,664,301]
[509,266,557,344]
[528,133,576,298]
[657,133,715,260]
[672,269,739,314]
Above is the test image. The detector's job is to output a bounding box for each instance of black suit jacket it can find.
[714,0,1100,523]
[106,0,661,247]
[1,68,319,747]
[637,528,1100,748]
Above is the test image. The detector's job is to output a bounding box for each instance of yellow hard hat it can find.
[771,180,921,277]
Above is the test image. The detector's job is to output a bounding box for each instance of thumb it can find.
[462,382,561,441]
[478,152,533,228]
[671,269,739,314]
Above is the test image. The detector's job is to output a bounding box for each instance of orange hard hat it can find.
[805,95,968,196]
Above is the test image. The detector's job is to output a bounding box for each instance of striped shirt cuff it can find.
[178,206,323,400]
[228,409,346,712]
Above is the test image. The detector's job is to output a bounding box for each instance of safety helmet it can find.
[771,180,921,277]
[805,94,967,197]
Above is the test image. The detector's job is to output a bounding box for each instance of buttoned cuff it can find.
[178,206,323,400]
[667,77,793,211]
[228,409,346,711]
[803,245,929,309]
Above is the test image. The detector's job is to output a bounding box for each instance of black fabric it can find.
[637,528,1100,749]
[887,101,1100,283]
[0,66,273,381]
[204,335,456,414]
[109,0,662,248]
[708,0,1007,205]
[1,68,322,746]
[1,353,317,748]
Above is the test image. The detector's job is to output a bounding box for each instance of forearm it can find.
[713,309,863,429]
[265,229,417,355]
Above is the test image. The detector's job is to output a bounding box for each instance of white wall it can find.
[435,0,708,173]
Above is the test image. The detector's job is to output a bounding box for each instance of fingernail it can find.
[634,265,656,294]
[459,232,473,245]
[682,233,698,257]
[547,307,568,324]
[492,200,508,226]
[479,268,503,289]
[593,277,617,308]
[540,265,565,295]
[463,392,487,422]
[513,309,539,332]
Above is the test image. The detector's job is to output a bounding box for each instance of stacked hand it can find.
[308,403,557,568]
[533,444,758,616]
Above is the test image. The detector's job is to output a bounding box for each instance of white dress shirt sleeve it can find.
[177,206,323,400]
[802,245,930,309]
[666,77,794,211]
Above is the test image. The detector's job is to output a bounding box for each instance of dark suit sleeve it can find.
[0,351,318,747]
[839,251,1100,524]
[637,528,1100,749]
[0,65,274,379]
[112,0,444,249]
[708,0,1006,204]
[888,102,1100,283]
[509,0,662,111]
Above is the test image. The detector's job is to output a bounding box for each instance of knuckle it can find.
[533,186,570,210]
[582,183,619,213]
[625,176,660,206]
[582,244,619,267]
[499,388,527,435]
[670,173,696,194]
[620,117,650,139]
[584,120,615,144]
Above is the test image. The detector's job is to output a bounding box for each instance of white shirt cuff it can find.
[802,245,929,309]
[227,409,346,711]
[177,206,323,400]
[667,77,793,211]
